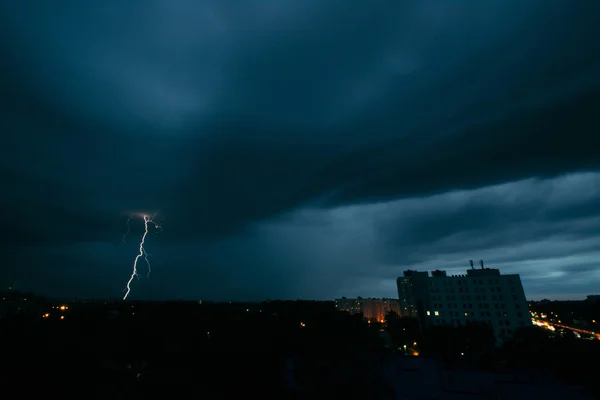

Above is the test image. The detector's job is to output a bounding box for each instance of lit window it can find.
[464,312,468,316]
[434,311,439,316]
[427,311,431,316]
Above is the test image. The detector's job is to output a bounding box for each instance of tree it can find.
[385,310,400,322]
[463,321,495,354]
[385,317,419,350]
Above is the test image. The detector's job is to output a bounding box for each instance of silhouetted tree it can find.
[386,316,419,349]
[463,321,495,354]
[385,310,400,321]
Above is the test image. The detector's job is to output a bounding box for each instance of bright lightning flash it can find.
[123,214,162,300]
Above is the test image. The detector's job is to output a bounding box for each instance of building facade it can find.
[335,297,363,315]
[335,297,401,322]
[397,270,431,328]
[397,263,532,342]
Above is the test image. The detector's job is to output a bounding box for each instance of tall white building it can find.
[397,261,531,342]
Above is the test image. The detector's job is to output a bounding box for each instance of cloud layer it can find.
[1,2,599,300]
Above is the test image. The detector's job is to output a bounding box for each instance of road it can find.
[532,318,600,339]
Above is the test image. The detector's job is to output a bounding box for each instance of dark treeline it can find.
[1,297,599,398]
[0,299,394,399]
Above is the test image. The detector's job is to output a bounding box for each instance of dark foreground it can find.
[1,298,599,399]
[1,300,395,399]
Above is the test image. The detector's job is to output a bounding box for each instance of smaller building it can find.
[335,297,401,322]
[397,270,430,319]
[335,297,363,314]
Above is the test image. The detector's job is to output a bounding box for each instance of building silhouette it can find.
[397,261,531,342]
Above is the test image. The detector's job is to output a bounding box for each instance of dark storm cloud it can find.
[1,1,600,299]
[343,172,600,299]
[378,173,600,254]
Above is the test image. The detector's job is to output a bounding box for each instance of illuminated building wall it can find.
[336,297,401,322]
[363,298,401,322]
[335,297,363,314]
[397,266,532,343]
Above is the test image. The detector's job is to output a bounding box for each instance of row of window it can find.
[431,294,520,302]
[429,302,521,311]
[432,278,517,286]
[430,318,527,331]
[430,286,519,295]
[427,310,524,319]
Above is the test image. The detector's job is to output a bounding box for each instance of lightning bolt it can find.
[123,214,162,300]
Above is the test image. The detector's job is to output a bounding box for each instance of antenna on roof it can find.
[480,260,484,269]
[469,260,474,269]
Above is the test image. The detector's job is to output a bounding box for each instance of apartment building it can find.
[397,261,532,342]
[335,297,401,322]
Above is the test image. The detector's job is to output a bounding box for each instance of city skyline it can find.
[2,2,600,300]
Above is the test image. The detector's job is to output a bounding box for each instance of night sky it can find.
[2,2,600,301]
